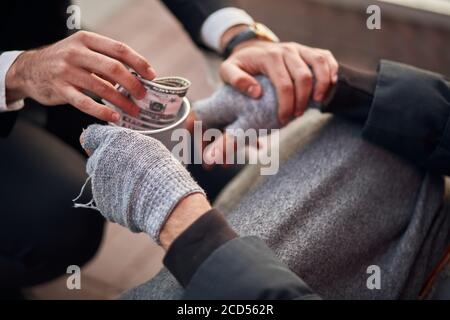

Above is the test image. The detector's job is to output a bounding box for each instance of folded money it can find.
[107,74,191,130]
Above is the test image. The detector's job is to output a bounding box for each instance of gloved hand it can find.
[193,75,281,132]
[79,124,204,243]
[192,75,315,165]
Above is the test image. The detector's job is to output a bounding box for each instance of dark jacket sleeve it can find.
[0,51,18,138]
[164,209,320,300]
[182,237,320,300]
[0,112,18,138]
[361,60,450,176]
[161,0,236,46]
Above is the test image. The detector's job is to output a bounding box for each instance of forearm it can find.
[162,207,319,300]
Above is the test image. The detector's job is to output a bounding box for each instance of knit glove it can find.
[193,75,282,133]
[79,124,204,242]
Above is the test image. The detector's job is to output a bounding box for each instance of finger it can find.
[203,133,236,169]
[219,60,262,98]
[298,48,332,102]
[262,55,295,125]
[69,68,140,116]
[72,49,146,99]
[63,85,121,122]
[322,50,339,84]
[95,73,117,87]
[79,124,118,154]
[76,31,156,80]
[79,133,92,156]
[283,49,313,117]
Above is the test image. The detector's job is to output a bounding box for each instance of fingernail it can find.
[147,67,156,78]
[112,112,120,122]
[247,85,258,97]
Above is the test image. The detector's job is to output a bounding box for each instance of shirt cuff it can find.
[0,51,25,112]
[200,7,254,53]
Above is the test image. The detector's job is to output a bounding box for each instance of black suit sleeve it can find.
[360,60,450,176]
[164,209,320,300]
[0,51,18,138]
[161,0,236,46]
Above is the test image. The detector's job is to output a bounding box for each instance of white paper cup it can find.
[103,97,191,151]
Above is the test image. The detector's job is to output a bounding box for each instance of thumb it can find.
[80,124,120,155]
[220,61,262,98]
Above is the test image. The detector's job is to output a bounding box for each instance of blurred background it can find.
[26,0,450,299]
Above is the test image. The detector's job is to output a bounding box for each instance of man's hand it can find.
[5,31,156,122]
[220,35,338,124]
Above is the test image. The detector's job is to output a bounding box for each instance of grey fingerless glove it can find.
[193,75,281,132]
[79,124,204,243]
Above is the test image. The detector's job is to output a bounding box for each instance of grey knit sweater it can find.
[122,116,450,300]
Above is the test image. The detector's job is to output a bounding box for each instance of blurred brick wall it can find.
[238,0,450,76]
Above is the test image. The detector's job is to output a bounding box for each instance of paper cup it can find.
[103,97,191,151]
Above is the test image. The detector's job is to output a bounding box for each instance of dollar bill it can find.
[106,74,191,131]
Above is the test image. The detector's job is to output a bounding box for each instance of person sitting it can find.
[79,60,450,299]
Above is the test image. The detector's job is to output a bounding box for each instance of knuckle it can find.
[54,61,69,75]
[98,108,111,120]
[315,54,327,65]
[77,97,91,110]
[268,48,282,59]
[283,42,298,52]
[62,46,77,60]
[109,61,124,75]
[322,49,333,57]
[114,41,130,56]
[279,82,294,95]
[75,30,89,41]
[298,71,313,85]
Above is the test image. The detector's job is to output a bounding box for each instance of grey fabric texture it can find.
[121,117,450,300]
[80,124,204,243]
[193,75,281,132]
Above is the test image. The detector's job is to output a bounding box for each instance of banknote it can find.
[109,74,191,130]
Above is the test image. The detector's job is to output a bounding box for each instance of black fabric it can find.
[362,60,450,176]
[162,0,235,46]
[0,118,104,294]
[321,64,377,123]
[0,111,17,138]
[182,236,320,300]
[164,209,238,287]
[0,1,70,52]
[0,0,71,139]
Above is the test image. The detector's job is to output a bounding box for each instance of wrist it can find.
[5,51,32,103]
[159,193,211,250]
[221,23,279,58]
[220,24,251,53]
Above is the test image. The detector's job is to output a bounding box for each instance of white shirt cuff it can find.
[201,7,254,53]
[0,50,25,112]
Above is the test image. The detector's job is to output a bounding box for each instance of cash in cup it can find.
[111,73,191,130]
